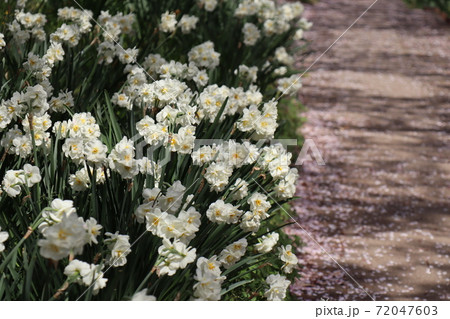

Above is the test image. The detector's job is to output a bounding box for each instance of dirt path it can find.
[289,0,450,300]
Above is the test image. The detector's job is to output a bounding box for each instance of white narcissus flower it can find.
[299,18,313,30]
[39,198,76,233]
[108,137,139,179]
[263,19,276,36]
[171,131,196,155]
[193,256,225,300]
[131,290,157,301]
[254,116,277,139]
[8,20,30,45]
[255,232,279,254]
[0,33,6,50]
[137,157,158,175]
[159,11,177,33]
[236,64,258,83]
[196,255,222,278]
[136,115,156,135]
[0,226,9,253]
[142,187,161,204]
[105,232,131,267]
[136,201,156,224]
[177,207,201,243]
[24,85,49,116]
[156,104,181,124]
[112,92,132,110]
[264,274,291,301]
[158,214,184,240]
[193,69,209,87]
[116,46,139,64]
[138,79,187,106]
[1,165,41,198]
[218,238,248,269]
[157,239,196,276]
[48,198,76,221]
[199,0,218,12]
[64,259,91,280]
[274,47,294,66]
[274,179,296,200]
[237,104,261,132]
[197,84,232,121]
[240,210,262,233]
[64,260,108,295]
[274,66,287,76]
[242,141,260,165]
[16,11,46,29]
[274,167,298,200]
[38,212,88,260]
[179,15,198,34]
[84,139,108,164]
[2,170,24,198]
[49,91,74,113]
[145,208,167,236]
[44,42,65,66]
[191,146,214,166]
[2,91,26,120]
[289,2,305,18]
[0,104,13,130]
[216,141,248,168]
[242,23,260,46]
[276,74,302,96]
[248,192,271,217]
[158,180,186,214]
[294,28,304,40]
[204,162,233,192]
[268,153,291,180]
[62,138,85,162]
[97,41,116,64]
[142,196,200,243]
[142,53,167,77]
[188,41,220,69]
[68,167,106,192]
[235,1,259,18]
[206,200,242,225]
[246,85,263,105]
[81,264,108,295]
[230,178,249,201]
[84,217,102,245]
[278,244,298,274]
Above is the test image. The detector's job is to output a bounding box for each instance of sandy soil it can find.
[288,0,450,300]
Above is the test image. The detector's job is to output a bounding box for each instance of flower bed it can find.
[0,0,311,300]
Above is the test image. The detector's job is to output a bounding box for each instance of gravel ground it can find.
[288,0,450,300]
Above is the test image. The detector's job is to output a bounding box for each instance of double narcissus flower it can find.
[37,199,102,261]
[264,274,291,301]
[0,33,5,50]
[243,23,261,46]
[159,11,177,33]
[157,239,197,276]
[64,260,107,295]
[193,256,225,300]
[0,227,8,253]
[199,0,218,12]
[1,164,41,197]
[279,245,299,274]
